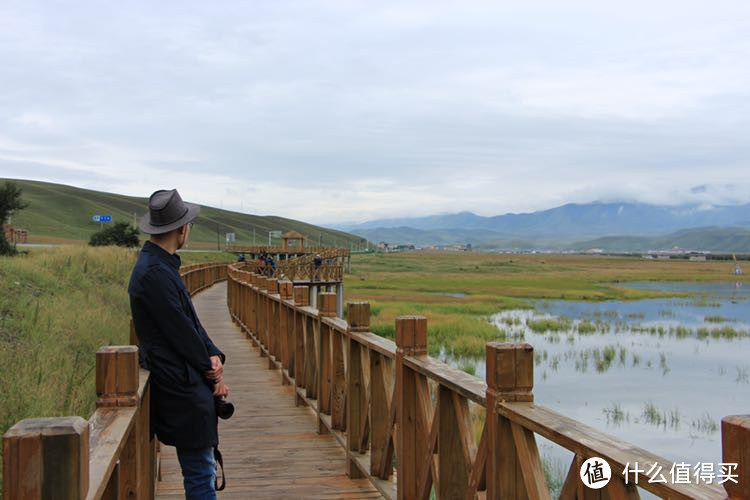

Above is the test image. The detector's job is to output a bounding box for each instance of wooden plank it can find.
[319,322,332,420]
[416,395,439,500]
[156,281,380,499]
[404,355,487,405]
[332,331,347,431]
[306,315,318,399]
[3,417,89,500]
[87,408,138,500]
[370,352,393,479]
[465,422,487,500]
[358,347,371,452]
[605,476,640,500]
[438,387,471,499]
[498,402,724,499]
[347,338,365,478]
[510,422,550,500]
[558,456,579,500]
[395,315,428,500]
[722,415,749,500]
[350,331,397,359]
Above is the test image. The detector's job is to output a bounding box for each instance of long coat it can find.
[128,241,226,449]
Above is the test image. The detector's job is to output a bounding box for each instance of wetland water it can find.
[445,281,749,486]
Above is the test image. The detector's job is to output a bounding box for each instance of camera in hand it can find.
[215,397,234,419]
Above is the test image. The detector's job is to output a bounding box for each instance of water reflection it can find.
[441,281,750,470]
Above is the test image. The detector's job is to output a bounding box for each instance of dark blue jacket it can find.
[128,241,225,449]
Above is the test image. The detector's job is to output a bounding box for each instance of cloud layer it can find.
[2,0,750,223]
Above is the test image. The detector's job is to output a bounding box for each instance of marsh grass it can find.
[704,315,733,323]
[690,413,718,434]
[0,246,143,486]
[603,402,629,426]
[541,456,568,498]
[346,252,740,361]
[0,246,234,485]
[526,316,572,333]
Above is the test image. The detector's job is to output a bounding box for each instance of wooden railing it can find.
[226,263,749,500]
[243,262,344,282]
[226,245,351,258]
[2,262,228,500]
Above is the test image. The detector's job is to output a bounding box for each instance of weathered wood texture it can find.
[225,261,742,500]
[155,281,381,499]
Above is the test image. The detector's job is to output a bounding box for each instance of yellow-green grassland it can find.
[344,251,741,356]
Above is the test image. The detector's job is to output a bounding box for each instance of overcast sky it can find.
[2,1,750,224]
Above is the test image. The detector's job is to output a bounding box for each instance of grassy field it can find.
[344,251,742,356]
[3,178,363,250]
[0,246,234,489]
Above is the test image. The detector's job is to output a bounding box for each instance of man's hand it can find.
[206,355,223,382]
[213,381,229,397]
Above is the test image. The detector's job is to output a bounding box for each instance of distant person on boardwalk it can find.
[128,189,228,500]
[265,254,276,276]
[314,253,322,281]
[257,253,266,274]
[237,253,246,263]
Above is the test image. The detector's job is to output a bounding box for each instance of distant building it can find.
[2,224,28,244]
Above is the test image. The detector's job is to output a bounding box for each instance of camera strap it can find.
[214,446,226,491]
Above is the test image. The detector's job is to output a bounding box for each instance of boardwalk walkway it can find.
[156,281,382,499]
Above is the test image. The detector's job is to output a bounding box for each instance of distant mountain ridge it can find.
[572,227,750,253]
[340,202,750,238]
[335,202,750,251]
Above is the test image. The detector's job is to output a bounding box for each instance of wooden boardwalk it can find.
[156,281,382,499]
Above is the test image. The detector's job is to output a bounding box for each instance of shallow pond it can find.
[443,281,749,491]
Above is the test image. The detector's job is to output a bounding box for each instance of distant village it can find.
[376,241,472,252]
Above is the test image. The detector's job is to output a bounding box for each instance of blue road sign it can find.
[92,215,112,222]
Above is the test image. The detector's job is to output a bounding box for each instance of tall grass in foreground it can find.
[0,246,137,490]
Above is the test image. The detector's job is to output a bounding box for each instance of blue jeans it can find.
[176,447,216,500]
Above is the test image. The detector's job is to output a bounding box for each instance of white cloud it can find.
[1,0,750,223]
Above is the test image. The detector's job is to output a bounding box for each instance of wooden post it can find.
[294,286,309,405]
[485,343,535,500]
[129,318,138,346]
[336,283,344,318]
[346,302,370,478]
[305,314,317,400]
[95,346,141,498]
[258,277,268,354]
[722,415,750,499]
[279,281,294,380]
[96,346,139,408]
[317,292,337,433]
[370,351,393,479]
[3,417,89,499]
[278,281,292,382]
[396,315,428,500]
[267,278,279,367]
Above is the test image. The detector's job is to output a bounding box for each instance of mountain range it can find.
[333,202,750,252]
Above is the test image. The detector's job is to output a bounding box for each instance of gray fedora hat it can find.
[139,189,200,235]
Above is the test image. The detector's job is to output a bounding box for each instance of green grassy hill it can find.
[3,179,365,250]
[570,227,750,253]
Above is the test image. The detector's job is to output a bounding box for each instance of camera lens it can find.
[215,398,235,419]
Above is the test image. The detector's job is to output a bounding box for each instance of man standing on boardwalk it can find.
[128,189,228,500]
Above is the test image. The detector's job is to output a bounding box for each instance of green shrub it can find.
[89,221,140,247]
